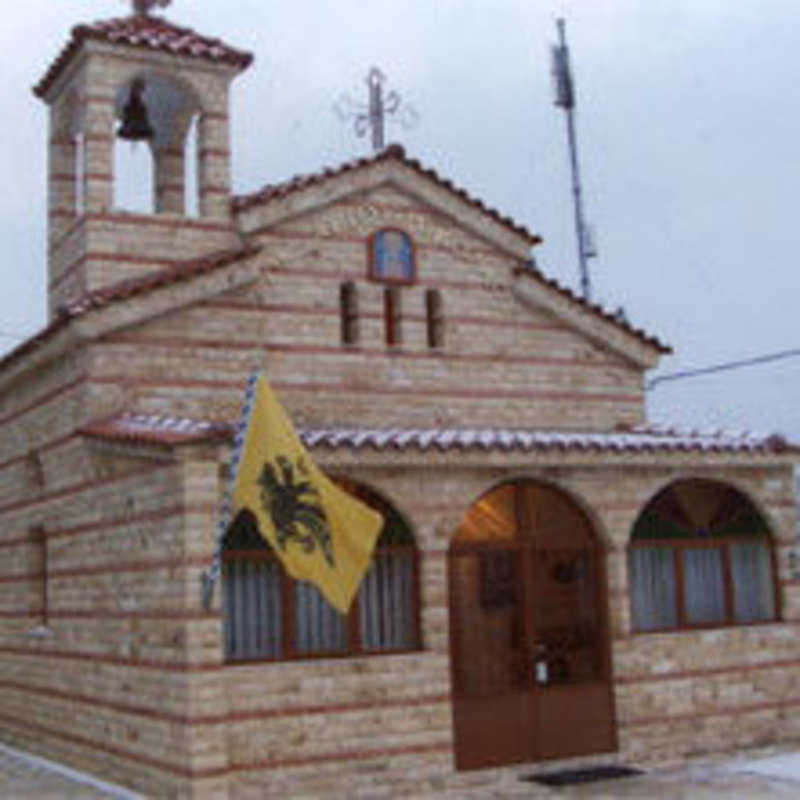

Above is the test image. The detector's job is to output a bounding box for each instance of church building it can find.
[1,4,798,797]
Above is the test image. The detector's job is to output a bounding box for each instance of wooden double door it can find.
[448,482,616,769]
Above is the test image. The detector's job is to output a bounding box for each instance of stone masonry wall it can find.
[191,456,799,798]
[85,183,646,432]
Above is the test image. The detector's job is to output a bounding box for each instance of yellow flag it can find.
[231,374,383,614]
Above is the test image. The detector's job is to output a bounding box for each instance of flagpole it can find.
[201,372,260,610]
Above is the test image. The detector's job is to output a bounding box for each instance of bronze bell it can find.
[117,79,154,141]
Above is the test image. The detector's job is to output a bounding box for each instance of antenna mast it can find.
[552,18,595,301]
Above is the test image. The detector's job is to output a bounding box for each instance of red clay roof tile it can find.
[0,245,258,373]
[512,265,671,354]
[34,15,253,98]
[79,413,798,456]
[232,143,542,247]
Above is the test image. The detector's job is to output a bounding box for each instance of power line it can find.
[647,348,800,391]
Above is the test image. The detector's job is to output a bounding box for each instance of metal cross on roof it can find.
[334,67,417,153]
[132,0,172,15]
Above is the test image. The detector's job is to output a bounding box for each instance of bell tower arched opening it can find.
[113,73,201,216]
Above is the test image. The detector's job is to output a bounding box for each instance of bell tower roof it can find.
[33,14,253,99]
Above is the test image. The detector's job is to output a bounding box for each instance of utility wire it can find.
[647,348,800,391]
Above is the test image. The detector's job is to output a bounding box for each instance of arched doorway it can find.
[448,480,616,769]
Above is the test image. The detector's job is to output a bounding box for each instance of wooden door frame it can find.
[447,479,617,770]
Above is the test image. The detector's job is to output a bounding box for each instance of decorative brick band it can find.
[616,654,800,685]
[231,741,452,774]
[200,299,571,332]
[0,645,222,673]
[86,374,642,405]
[46,503,216,542]
[0,711,228,780]
[0,431,75,476]
[258,228,512,261]
[100,334,626,371]
[200,185,230,196]
[0,374,85,429]
[0,680,447,728]
[49,172,112,183]
[0,608,217,620]
[42,554,211,581]
[262,263,526,293]
[50,251,188,291]
[624,696,800,727]
[0,461,174,516]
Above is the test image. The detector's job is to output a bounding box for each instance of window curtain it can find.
[682,547,726,624]
[223,558,283,661]
[630,547,678,631]
[359,550,416,650]
[731,540,775,623]
[295,581,348,655]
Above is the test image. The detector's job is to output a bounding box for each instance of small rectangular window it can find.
[425,288,444,348]
[74,132,86,217]
[29,526,48,628]
[384,286,402,346]
[339,282,359,345]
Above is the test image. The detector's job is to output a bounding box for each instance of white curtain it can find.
[223,558,283,661]
[295,581,348,654]
[359,551,415,651]
[683,547,726,624]
[731,540,776,623]
[630,547,678,631]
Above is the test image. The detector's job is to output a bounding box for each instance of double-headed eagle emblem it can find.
[258,455,335,567]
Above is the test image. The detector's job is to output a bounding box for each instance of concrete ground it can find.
[2,743,800,798]
[0,743,140,799]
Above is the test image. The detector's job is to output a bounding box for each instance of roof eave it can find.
[233,145,541,259]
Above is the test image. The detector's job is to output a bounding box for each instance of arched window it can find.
[368,229,415,284]
[629,479,778,632]
[222,480,419,662]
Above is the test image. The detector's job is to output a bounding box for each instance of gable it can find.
[234,147,538,261]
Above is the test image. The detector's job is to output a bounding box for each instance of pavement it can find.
[0,743,139,799]
[2,743,800,798]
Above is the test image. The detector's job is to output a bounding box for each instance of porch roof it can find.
[78,412,797,456]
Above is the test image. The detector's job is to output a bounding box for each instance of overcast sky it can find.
[1,0,798,439]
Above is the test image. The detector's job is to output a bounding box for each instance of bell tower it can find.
[33,2,252,316]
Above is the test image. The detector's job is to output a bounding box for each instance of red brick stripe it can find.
[0,374,85,428]
[100,333,624,370]
[0,645,221,673]
[199,299,572,332]
[616,655,800,685]
[0,432,71,476]
[258,228,512,261]
[0,711,227,779]
[624,696,800,727]
[86,375,641,405]
[0,680,447,727]
[46,503,216,542]
[0,461,174,516]
[262,263,507,291]
[0,608,217,620]
[46,554,210,580]
[231,741,452,773]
